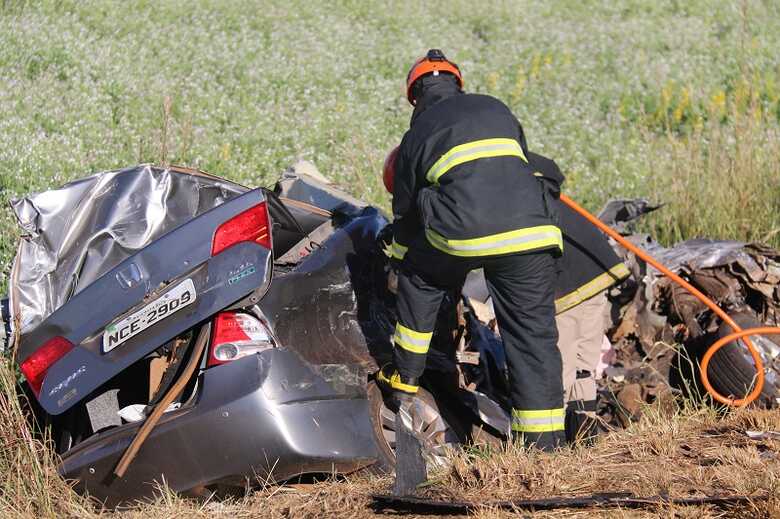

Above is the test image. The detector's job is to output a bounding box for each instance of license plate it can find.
[103,278,197,353]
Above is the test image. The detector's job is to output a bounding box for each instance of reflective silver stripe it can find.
[394,324,432,354]
[513,416,565,426]
[430,229,558,252]
[511,408,565,433]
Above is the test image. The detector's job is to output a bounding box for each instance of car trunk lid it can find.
[10,166,273,414]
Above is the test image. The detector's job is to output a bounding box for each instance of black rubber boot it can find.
[565,399,598,444]
[512,430,566,451]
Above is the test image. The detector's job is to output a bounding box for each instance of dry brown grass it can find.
[0,359,95,518]
[2,356,778,519]
[426,403,780,517]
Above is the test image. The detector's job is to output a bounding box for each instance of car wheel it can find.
[366,382,462,472]
[711,311,780,406]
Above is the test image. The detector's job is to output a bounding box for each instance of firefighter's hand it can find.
[377,225,403,277]
[387,269,398,294]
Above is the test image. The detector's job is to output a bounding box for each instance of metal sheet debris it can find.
[461,198,780,426]
[598,200,780,419]
[371,491,771,515]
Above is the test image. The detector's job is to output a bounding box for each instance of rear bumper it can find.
[60,349,379,506]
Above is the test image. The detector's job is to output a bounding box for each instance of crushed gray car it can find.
[6,164,505,507]
[5,165,778,507]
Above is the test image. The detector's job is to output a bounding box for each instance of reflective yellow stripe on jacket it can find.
[425,138,528,184]
[394,323,433,354]
[511,408,565,433]
[426,225,563,257]
[555,262,631,314]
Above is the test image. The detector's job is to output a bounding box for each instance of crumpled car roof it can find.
[8,164,246,337]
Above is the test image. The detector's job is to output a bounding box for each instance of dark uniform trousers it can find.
[393,236,565,450]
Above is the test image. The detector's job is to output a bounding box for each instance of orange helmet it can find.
[382,145,399,194]
[406,49,463,105]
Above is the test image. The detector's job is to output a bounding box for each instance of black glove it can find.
[377,225,405,273]
[377,224,394,250]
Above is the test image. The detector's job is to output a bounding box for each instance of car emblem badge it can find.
[116,262,144,290]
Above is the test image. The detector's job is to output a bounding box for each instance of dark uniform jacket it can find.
[526,152,630,313]
[391,81,563,260]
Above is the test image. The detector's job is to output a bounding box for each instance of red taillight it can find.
[20,336,74,396]
[211,202,271,256]
[208,312,275,367]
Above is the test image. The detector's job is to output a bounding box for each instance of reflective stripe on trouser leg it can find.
[393,266,447,381]
[392,323,432,387]
[483,251,565,449]
[394,323,432,354]
[511,408,565,433]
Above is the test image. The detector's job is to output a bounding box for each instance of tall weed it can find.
[0,360,93,518]
[643,114,780,246]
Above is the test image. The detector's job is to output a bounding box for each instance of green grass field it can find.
[2,0,780,287]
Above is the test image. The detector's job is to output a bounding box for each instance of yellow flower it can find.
[221,143,231,161]
[661,81,674,109]
[673,87,690,123]
[486,71,500,92]
[710,90,726,119]
[618,98,626,118]
[692,114,704,132]
[530,53,542,79]
[511,68,526,101]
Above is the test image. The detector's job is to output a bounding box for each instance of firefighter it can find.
[377,49,566,450]
[526,152,630,443]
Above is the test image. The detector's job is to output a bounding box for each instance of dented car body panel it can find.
[7,166,409,505]
[259,207,393,371]
[61,349,378,507]
[8,164,547,507]
[10,165,248,338]
[19,188,273,415]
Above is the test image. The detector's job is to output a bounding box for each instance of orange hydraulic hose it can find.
[559,194,775,406]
